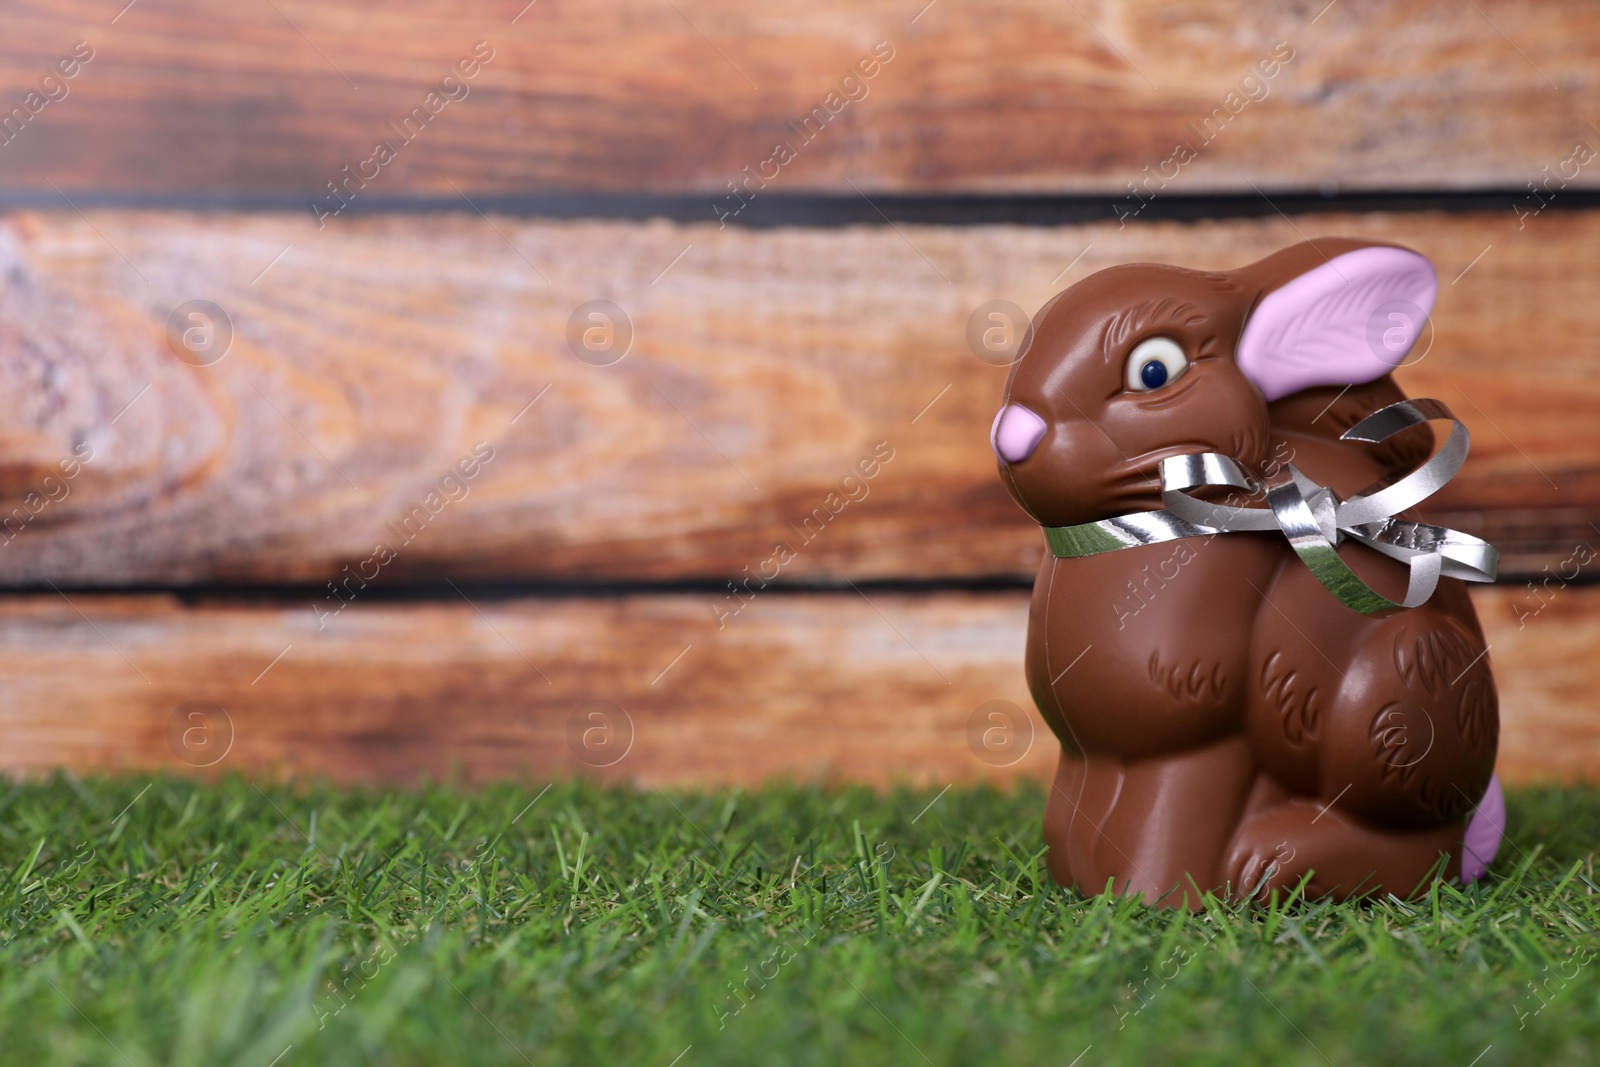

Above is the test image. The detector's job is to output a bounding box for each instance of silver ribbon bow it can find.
[1042,398,1498,614]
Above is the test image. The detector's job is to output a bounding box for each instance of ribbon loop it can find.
[1041,398,1499,615]
[1158,453,1278,532]
[1334,397,1470,528]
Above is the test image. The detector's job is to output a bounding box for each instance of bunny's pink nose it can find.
[991,404,1048,463]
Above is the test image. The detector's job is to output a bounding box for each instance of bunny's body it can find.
[994,240,1501,906]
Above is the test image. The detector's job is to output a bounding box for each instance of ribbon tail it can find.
[1398,549,1444,610]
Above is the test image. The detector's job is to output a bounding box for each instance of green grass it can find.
[2,775,1598,1066]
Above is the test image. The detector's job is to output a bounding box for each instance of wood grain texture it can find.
[0,1,1595,196]
[0,585,1588,785]
[0,208,1594,586]
[1485,584,1600,785]
[0,590,1053,786]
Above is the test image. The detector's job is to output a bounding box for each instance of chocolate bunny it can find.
[992,239,1503,906]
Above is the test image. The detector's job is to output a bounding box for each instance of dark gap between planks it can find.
[1,189,1598,226]
[4,570,1598,605]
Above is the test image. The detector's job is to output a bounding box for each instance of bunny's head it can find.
[992,239,1438,528]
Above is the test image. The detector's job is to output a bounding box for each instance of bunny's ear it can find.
[1236,245,1437,403]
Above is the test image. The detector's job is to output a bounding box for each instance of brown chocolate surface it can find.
[999,240,1498,907]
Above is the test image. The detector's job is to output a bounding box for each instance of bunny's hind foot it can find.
[1222,797,1465,903]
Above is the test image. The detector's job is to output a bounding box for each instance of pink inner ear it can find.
[1237,246,1438,402]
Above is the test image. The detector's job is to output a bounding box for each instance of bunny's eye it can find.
[1125,337,1189,392]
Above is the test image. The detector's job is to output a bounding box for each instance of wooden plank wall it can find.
[0,1,1595,785]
